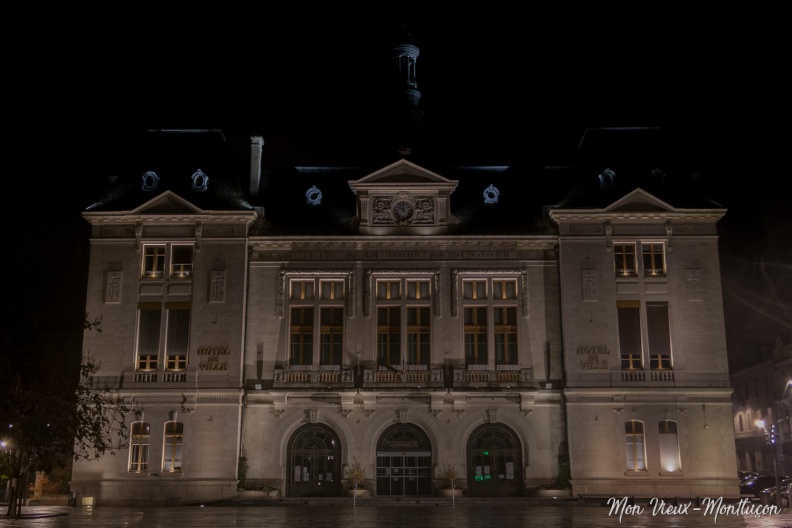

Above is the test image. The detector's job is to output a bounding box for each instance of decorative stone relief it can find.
[687,269,702,301]
[396,408,408,423]
[105,271,122,303]
[486,408,498,423]
[581,269,598,301]
[209,271,226,303]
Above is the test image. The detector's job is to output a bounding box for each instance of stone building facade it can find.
[69,29,739,505]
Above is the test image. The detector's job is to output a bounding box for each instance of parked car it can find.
[739,470,758,482]
[740,475,791,497]
[759,479,792,506]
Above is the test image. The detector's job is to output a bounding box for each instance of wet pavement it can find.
[1,498,791,527]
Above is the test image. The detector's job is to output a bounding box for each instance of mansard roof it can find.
[85,129,252,213]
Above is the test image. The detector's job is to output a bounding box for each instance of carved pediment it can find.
[349,160,458,235]
[604,188,674,213]
[131,191,203,215]
[349,159,457,190]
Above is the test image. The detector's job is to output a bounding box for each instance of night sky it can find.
[3,10,789,374]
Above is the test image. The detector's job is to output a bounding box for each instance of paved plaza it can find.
[1,499,790,528]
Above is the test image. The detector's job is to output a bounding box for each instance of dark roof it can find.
[552,127,723,210]
[85,129,251,213]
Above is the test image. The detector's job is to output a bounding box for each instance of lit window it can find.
[377,280,401,300]
[614,244,637,276]
[137,303,191,371]
[287,276,347,370]
[617,301,642,370]
[406,280,430,300]
[658,420,681,472]
[463,280,487,300]
[494,307,517,365]
[492,280,516,300]
[377,306,401,367]
[137,306,161,370]
[163,421,183,473]
[170,245,193,278]
[142,246,166,278]
[320,307,343,366]
[129,422,150,473]
[647,302,672,370]
[642,243,665,276]
[291,280,315,300]
[464,307,488,366]
[407,307,430,366]
[320,280,344,300]
[290,307,314,366]
[625,420,646,471]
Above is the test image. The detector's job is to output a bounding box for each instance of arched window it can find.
[163,421,183,472]
[625,420,646,471]
[658,420,681,472]
[129,422,150,473]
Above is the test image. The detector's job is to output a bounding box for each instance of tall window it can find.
[163,421,183,473]
[136,303,191,371]
[290,307,314,366]
[647,302,671,369]
[462,278,519,368]
[464,307,488,366]
[129,422,150,473]
[617,301,642,369]
[641,243,666,276]
[614,243,637,276]
[320,307,343,366]
[287,277,345,368]
[375,278,432,369]
[142,246,166,278]
[377,306,401,366]
[494,307,517,365]
[617,300,672,370]
[137,305,161,370]
[658,420,681,472]
[407,307,430,366]
[625,420,646,471]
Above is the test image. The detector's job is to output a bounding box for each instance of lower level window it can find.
[163,421,183,472]
[129,422,150,473]
[625,420,646,471]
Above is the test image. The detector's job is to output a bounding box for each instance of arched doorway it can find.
[376,423,433,496]
[287,424,342,497]
[466,423,523,497]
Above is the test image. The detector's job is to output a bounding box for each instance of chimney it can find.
[249,136,264,199]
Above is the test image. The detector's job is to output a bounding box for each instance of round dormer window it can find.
[306,185,323,206]
[483,184,500,204]
[192,169,209,191]
[141,171,160,191]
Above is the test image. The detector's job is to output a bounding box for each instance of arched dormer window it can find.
[141,171,159,191]
[191,169,209,191]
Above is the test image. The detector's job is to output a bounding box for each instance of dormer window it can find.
[483,184,500,204]
[141,171,160,191]
[191,169,209,191]
[305,185,323,205]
